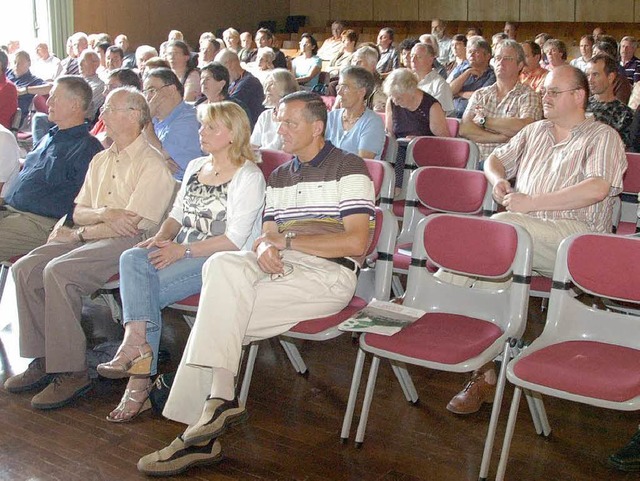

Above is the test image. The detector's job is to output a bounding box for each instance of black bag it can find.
[149,371,176,415]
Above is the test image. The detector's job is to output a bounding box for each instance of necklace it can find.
[342,107,365,128]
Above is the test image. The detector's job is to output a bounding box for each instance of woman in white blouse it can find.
[97,102,265,422]
[251,69,299,150]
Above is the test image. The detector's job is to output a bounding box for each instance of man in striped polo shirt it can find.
[445,65,627,416]
[138,91,376,476]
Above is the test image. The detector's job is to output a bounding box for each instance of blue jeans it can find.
[119,247,207,374]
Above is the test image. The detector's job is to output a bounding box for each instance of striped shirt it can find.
[264,142,375,264]
[466,81,543,161]
[493,118,627,232]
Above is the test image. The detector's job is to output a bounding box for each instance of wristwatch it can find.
[75,226,86,243]
[478,115,487,129]
[285,231,297,250]
[184,244,193,258]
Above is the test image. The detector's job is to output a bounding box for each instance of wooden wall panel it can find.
[576,0,633,22]
[418,0,468,21]
[374,0,419,21]
[290,0,331,28]
[520,0,575,21]
[468,0,520,21]
[73,0,108,36]
[331,0,373,22]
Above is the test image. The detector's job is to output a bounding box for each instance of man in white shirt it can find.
[32,43,62,81]
[411,42,454,115]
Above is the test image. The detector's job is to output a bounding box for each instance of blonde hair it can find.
[197,101,257,166]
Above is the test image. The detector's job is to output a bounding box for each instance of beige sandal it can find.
[107,382,152,423]
[97,343,153,379]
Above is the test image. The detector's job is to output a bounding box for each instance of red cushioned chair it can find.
[364,158,395,211]
[393,136,480,218]
[613,152,640,236]
[494,232,640,481]
[342,214,532,481]
[257,148,293,180]
[446,117,460,137]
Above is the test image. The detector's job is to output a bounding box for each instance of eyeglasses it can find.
[494,55,516,63]
[100,105,139,114]
[540,87,580,98]
[142,84,170,97]
[336,83,357,92]
[270,262,294,281]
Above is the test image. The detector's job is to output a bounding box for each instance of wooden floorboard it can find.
[0,298,638,480]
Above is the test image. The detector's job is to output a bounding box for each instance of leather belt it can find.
[326,257,360,275]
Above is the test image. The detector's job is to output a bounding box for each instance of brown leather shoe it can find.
[446,370,496,415]
[31,371,91,410]
[4,358,51,393]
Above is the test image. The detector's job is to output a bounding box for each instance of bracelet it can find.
[25,86,29,95]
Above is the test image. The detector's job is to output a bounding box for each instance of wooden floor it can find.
[0,298,638,481]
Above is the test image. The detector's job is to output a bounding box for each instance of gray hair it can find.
[257,47,275,63]
[467,36,492,55]
[136,45,158,59]
[108,86,151,130]
[496,39,525,64]
[265,68,299,99]
[383,68,418,97]
[341,66,376,99]
[418,34,440,58]
[55,75,93,114]
[351,46,379,70]
[413,42,436,58]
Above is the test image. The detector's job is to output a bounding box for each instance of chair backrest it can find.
[404,214,532,339]
[446,117,460,137]
[32,94,49,114]
[539,233,640,351]
[381,132,398,166]
[364,158,395,210]
[10,108,21,133]
[321,95,336,110]
[397,166,488,243]
[258,149,293,181]
[615,152,640,234]
[405,136,479,171]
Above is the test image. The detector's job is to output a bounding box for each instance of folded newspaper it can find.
[338,300,426,336]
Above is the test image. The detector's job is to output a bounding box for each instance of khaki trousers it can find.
[0,206,58,261]
[163,249,357,426]
[12,235,142,373]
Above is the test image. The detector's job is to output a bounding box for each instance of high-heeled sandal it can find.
[97,343,153,379]
[106,383,152,423]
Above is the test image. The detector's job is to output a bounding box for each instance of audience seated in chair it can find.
[0,123,20,195]
[4,86,176,411]
[0,50,18,130]
[0,76,103,261]
[96,102,265,423]
[136,91,375,476]
[441,65,627,416]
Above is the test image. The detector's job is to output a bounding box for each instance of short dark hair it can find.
[594,40,617,59]
[300,33,318,55]
[567,66,590,110]
[341,66,375,99]
[280,91,327,134]
[0,50,9,71]
[522,40,541,57]
[452,34,467,45]
[56,75,93,113]
[580,34,594,45]
[399,38,419,52]
[167,40,191,57]
[589,53,619,76]
[381,27,394,40]
[146,67,184,98]
[96,42,111,54]
[107,68,142,89]
[106,45,124,59]
[256,28,274,41]
[201,62,230,97]
[341,29,358,44]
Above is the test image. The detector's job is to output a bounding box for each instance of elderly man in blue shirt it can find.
[142,68,202,181]
[8,50,45,127]
[0,76,103,261]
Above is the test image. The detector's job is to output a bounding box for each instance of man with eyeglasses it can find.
[5,86,176,411]
[444,65,626,416]
[459,39,542,165]
[137,91,375,476]
[142,68,202,180]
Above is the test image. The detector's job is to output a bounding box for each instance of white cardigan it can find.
[169,156,266,251]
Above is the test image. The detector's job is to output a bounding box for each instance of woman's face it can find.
[453,40,466,60]
[336,75,365,109]
[199,119,232,154]
[264,79,281,107]
[300,38,313,55]
[200,70,226,101]
[166,46,188,70]
[258,54,272,71]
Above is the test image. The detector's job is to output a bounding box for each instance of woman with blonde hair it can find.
[97,101,266,422]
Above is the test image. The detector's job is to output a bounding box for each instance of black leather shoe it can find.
[608,429,640,472]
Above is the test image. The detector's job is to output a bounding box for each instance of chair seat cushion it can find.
[616,221,637,236]
[393,243,412,270]
[172,293,200,308]
[289,297,368,335]
[513,340,640,402]
[364,312,503,364]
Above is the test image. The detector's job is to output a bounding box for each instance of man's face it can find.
[494,45,522,80]
[431,20,444,39]
[200,40,216,63]
[72,37,88,57]
[542,69,581,120]
[377,30,392,49]
[504,23,516,39]
[143,76,171,117]
[467,45,489,68]
[240,33,252,50]
[522,43,539,70]
[621,40,636,61]
[115,35,129,51]
[100,91,135,137]
[331,22,344,39]
[47,84,76,125]
[579,39,593,60]
[544,46,564,67]
[79,54,98,77]
[453,40,466,59]
[586,60,613,96]
[255,32,270,49]
[35,44,48,60]
[12,56,29,77]
[276,100,318,155]
[410,46,433,74]
[106,51,123,70]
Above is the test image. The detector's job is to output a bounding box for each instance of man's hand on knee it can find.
[255,241,284,274]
